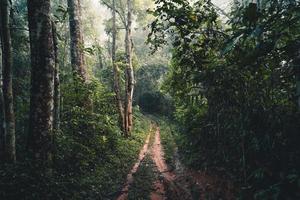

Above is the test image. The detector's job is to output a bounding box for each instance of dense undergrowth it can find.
[148,0,300,199]
[1,0,300,199]
[0,79,151,200]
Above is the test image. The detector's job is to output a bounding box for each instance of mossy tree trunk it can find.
[67,0,88,82]
[295,49,300,111]
[52,22,60,131]
[124,0,134,136]
[112,0,125,132]
[0,0,16,163]
[27,0,55,167]
[0,37,5,160]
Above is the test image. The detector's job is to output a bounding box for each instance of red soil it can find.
[150,180,166,200]
[116,133,151,200]
[151,127,176,182]
[116,126,235,200]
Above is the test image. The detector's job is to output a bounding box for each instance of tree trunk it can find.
[0,36,5,160]
[295,49,300,111]
[52,22,60,131]
[112,0,125,132]
[124,0,134,136]
[0,0,16,163]
[98,47,103,69]
[67,0,88,82]
[27,0,55,167]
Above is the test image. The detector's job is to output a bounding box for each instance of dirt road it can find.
[115,125,193,200]
[115,125,234,200]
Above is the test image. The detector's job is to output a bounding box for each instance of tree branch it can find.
[101,0,127,27]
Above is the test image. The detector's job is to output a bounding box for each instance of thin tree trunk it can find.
[67,0,88,82]
[0,0,16,163]
[98,47,103,69]
[295,49,300,111]
[27,0,55,167]
[0,37,6,160]
[52,22,60,131]
[112,0,125,132]
[124,0,134,136]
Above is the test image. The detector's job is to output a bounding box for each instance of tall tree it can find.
[67,0,88,81]
[111,0,125,132]
[0,37,5,160]
[52,22,60,131]
[27,0,55,166]
[295,48,300,111]
[124,0,134,135]
[0,0,16,163]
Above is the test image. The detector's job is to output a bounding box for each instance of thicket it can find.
[0,75,152,199]
[149,0,300,198]
[0,0,153,199]
[134,64,174,116]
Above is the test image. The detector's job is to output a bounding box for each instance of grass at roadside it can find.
[80,111,153,200]
[127,154,157,200]
[0,111,153,200]
[52,110,153,200]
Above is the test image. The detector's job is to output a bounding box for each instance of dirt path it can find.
[115,126,190,200]
[115,125,234,200]
[150,127,175,200]
[116,134,151,200]
[151,127,176,182]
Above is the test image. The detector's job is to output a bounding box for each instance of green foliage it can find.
[135,64,175,116]
[1,0,171,199]
[3,0,300,199]
[0,74,152,199]
[149,0,300,198]
[128,155,156,200]
[11,0,31,151]
[52,79,152,199]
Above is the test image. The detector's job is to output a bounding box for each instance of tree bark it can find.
[67,0,88,82]
[27,0,55,167]
[0,0,16,163]
[124,0,134,136]
[295,49,300,111]
[0,36,5,160]
[52,22,60,131]
[98,47,103,69]
[112,0,125,132]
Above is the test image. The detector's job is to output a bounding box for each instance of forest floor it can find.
[114,124,235,200]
